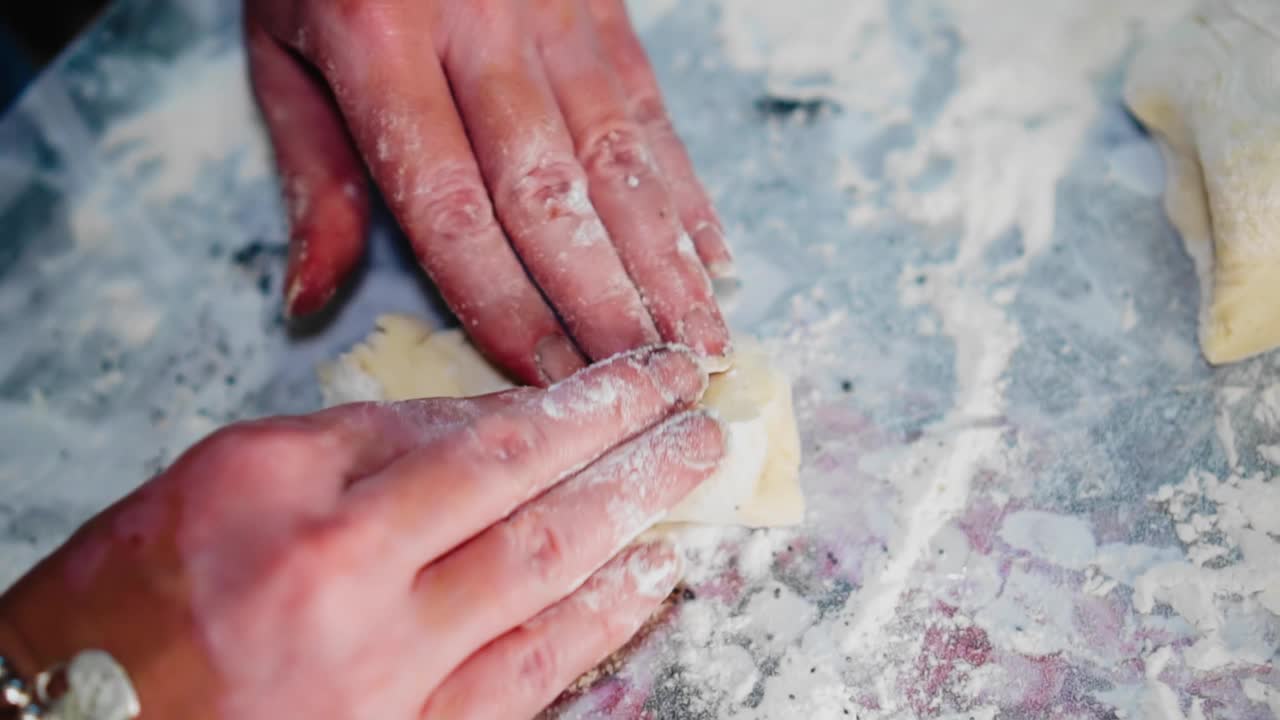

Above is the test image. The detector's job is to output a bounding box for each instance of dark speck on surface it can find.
[841,379,853,392]
[754,95,835,123]
[231,239,286,267]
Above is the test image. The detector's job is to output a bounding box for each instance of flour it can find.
[1135,469,1280,672]
[1256,384,1280,428]
[832,0,1191,668]
[94,48,269,205]
[997,510,1096,570]
[717,0,917,123]
[648,0,1220,716]
[10,0,1276,716]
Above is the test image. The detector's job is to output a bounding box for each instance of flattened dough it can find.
[1125,0,1280,364]
[319,314,804,528]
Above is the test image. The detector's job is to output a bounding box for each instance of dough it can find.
[1125,0,1280,364]
[318,314,804,528]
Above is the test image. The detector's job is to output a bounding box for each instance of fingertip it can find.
[692,222,735,279]
[697,345,734,375]
[666,409,728,468]
[535,333,588,385]
[674,305,733,369]
[283,266,334,318]
[619,539,682,600]
[706,259,736,279]
[623,343,708,407]
[281,184,369,318]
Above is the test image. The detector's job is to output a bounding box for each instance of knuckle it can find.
[514,630,561,697]
[465,413,549,466]
[507,157,592,224]
[513,517,570,584]
[415,169,499,244]
[630,95,671,131]
[192,420,325,482]
[259,540,329,606]
[325,0,402,42]
[580,124,655,182]
[293,515,364,569]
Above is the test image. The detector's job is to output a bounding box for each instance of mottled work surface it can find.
[0,1,1276,718]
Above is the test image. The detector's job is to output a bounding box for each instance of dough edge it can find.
[318,314,805,529]
[1123,2,1280,365]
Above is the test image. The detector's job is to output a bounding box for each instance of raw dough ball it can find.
[318,314,804,528]
[1125,0,1280,364]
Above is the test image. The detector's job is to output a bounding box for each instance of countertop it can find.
[0,0,1276,717]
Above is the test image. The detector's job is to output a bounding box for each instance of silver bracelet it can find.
[0,651,139,720]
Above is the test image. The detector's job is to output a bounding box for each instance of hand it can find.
[0,347,724,719]
[245,0,734,384]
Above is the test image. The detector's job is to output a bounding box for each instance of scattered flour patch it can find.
[999,510,1097,570]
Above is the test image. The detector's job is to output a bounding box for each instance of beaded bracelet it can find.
[0,651,139,720]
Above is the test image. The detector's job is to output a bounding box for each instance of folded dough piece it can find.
[1124,0,1280,364]
[318,314,804,528]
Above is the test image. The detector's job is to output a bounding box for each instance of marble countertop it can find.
[0,0,1276,717]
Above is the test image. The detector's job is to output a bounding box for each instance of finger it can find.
[340,346,707,563]
[309,390,537,480]
[439,6,662,361]
[587,0,735,277]
[420,540,680,720]
[245,21,370,317]
[305,6,582,384]
[536,1,732,365]
[413,410,723,682]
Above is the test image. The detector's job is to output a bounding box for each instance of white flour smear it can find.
[637,1,1262,718]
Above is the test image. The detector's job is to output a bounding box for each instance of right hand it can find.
[245,0,734,385]
[0,346,724,719]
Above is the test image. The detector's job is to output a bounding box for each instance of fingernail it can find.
[693,224,735,278]
[282,239,328,318]
[535,334,585,384]
[283,271,323,317]
[630,345,707,405]
[283,275,304,318]
[677,306,733,370]
[707,259,736,278]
